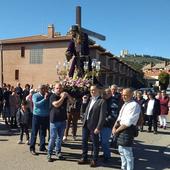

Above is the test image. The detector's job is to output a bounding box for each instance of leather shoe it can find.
[56,153,65,160]
[90,160,97,167]
[153,131,157,134]
[47,154,53,162]
[30,150,38,155]
[78,158,89,164]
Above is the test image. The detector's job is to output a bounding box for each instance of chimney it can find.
[48,24,55,38]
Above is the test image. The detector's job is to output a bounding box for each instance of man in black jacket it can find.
[78,85,107,167]
[100,88,120,162]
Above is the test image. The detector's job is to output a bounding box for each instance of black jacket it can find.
[144,98,160,116]
[104,94,121,128]
[117,125,136,147]
[16,108,31,126]
[135,97,146,114]
[83,96,108,130]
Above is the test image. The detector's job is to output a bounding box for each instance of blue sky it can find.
[0,0,170,58]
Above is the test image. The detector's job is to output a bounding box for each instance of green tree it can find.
[158,72,169,90]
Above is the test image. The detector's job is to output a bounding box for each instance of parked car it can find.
[138,88,155,94]
[166,88,170,96]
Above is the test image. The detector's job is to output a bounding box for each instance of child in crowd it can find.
[16,100,31,144]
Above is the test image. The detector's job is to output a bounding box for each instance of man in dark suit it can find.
[78,85,107,167]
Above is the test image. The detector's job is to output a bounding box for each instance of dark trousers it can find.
[69,56,91,78]
[19,124,29,141]
[64,111,80,137]
[147,115,158,132]
[30,115,49,151]
[82,123,99,161]
[11,115,17,127]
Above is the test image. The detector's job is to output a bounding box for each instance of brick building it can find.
[0,25,143,88]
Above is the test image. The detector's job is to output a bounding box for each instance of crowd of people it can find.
[0,82,169,170]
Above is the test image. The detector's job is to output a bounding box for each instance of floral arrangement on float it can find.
[55,60,92,98]
[60,77,91,98]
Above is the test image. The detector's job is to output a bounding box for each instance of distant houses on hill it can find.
[120,49,170,61]
[142,61,170,87]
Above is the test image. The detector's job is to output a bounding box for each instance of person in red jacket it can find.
[158,90,169,129]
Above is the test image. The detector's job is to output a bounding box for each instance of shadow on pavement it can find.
[157,131,170,135]
[46,151,121,169]
[134,140,170,170]
[61,140,121,169]
[62,142,82,150]
[0,121,19,136]
[0,139,8,141]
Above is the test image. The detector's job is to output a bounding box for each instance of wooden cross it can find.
[74,6,106,41]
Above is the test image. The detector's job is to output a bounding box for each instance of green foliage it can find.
[121,55,170,71]
[158,72,169,90]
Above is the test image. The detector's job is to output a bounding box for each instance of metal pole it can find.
[76,6,81,28]
[0,41,3,87]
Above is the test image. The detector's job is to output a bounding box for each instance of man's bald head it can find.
[54,83,63,94]
[38,84,47,95]
[122,88,133,102]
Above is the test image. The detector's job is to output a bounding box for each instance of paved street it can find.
[0,116,170,170]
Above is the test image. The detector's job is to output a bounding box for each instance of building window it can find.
[30,46,43,64]
[110,60,113,70]
[21,46,25,57]
[15,70,19,80]
[99,73,106,86]
[107,74,113,85]
[106,57,109,67]
[99,55,106,66]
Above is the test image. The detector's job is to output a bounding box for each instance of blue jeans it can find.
[82,124,99,161]
[118,145,134,170]
[100,127,112,159]
[30,115,49,151]
[48,121,66,155]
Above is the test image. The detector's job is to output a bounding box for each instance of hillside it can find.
[120,55,170,72]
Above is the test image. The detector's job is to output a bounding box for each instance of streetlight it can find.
[83,58,101,84]
[56,60,70,80]
[83,61,89,72]
[63,59,69,71]
[55,61,61,81]
[56,62,61,74]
